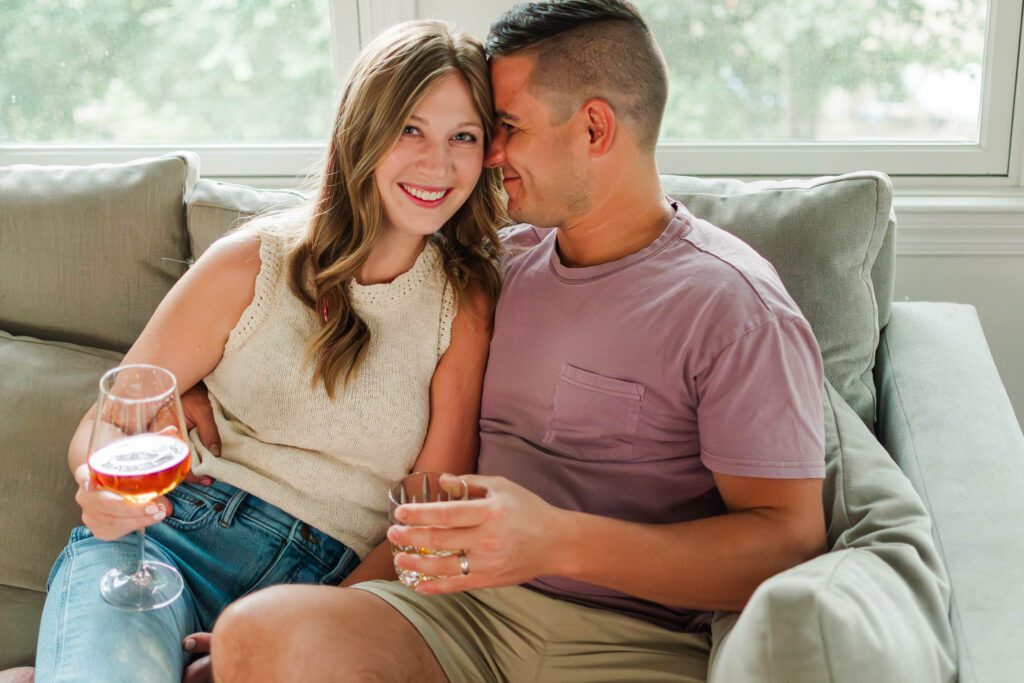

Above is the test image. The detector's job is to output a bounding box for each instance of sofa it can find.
[2,152,1022,681]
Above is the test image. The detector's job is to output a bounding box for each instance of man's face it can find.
[485,54,590,228]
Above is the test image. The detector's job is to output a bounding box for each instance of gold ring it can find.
[459,553,470,576]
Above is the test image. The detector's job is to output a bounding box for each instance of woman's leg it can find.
[34,527,198,683]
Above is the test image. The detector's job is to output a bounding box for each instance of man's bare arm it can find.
[390,472,825,612]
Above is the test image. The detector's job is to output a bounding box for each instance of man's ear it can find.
[581,98,616,157]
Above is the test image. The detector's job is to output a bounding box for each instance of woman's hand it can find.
[73,463,173,541]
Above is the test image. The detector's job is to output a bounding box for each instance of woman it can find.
[31,20,505,683]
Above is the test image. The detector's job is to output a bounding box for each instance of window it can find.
[0,0,348,175]
[0,0,1018,178]
[631,0,1014,175]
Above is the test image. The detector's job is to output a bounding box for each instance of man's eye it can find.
[500,122,516,134]
[453,132,478,143]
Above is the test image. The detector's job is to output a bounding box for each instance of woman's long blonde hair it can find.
[271,21,506,397]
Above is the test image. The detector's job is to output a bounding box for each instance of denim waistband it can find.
[171,479,351,570]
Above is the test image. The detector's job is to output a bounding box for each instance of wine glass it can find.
[87,364,191,610]
[388,472,468,588]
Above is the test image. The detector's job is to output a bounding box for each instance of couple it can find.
[30,1,827,681]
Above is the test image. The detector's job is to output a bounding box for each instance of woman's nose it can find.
[417,141,449,176]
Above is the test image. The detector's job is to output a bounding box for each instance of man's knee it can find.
[211,586,291,682]
[212,585,412,682]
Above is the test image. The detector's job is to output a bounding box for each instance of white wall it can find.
[893,204,1024,429]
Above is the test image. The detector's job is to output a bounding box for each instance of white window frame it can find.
[0,0,1020,184]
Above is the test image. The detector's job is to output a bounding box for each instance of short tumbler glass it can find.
[388,472,468,588]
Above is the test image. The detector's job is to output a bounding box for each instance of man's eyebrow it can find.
[494,111,520,121]
[408,114,483,128]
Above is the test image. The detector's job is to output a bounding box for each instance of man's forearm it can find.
[552,507,825,612]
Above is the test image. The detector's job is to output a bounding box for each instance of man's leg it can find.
[211,585,447,683]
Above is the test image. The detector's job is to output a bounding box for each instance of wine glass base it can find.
[99,560,184,611]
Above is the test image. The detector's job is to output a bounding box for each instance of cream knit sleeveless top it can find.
[190,231,457,557]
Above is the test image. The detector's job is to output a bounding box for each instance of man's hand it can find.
[181,383,220,486]
[182,632,213,683]
[387,474,568,594]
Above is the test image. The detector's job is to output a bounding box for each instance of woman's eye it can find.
[402,125,420,136]
[453,132,478,143]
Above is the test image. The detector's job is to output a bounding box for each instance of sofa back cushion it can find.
[709,381,956,681]
[186,179,305,259]
[0,332,122,594]
[660,172,895,431]
[0,153,197,352]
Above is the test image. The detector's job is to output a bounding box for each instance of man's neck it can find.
[555,185,674,268]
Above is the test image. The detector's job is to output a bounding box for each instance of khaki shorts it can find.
[354,580,711,683]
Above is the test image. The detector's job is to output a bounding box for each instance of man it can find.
[204,1,827,680]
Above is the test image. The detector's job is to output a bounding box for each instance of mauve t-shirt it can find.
[477,202,826,633]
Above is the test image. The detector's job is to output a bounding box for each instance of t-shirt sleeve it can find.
[696,316,825,478]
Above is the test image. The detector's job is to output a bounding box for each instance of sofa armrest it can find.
[875,302,1024,683]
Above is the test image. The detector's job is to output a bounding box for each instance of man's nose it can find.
[484,131,507,168]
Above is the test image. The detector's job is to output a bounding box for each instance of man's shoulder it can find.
[498,223,553,270]
[499,223,552,249]
[682,217,794,304]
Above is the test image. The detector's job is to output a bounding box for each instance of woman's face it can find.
[374,72,486,238]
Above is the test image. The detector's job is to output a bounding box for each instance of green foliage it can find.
[636,0,985,141]
[0,0,986,144]
[0,0,333,143]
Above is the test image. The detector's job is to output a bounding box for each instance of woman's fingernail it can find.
[184,637,195,651]
[211,444,221,456]
[145,505,159,515]
[202,477,213,486]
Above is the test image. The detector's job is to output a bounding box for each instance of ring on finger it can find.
[459,553,470,576]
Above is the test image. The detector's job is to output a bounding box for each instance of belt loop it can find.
[218,488,248,528]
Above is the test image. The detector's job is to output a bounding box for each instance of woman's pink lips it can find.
[398,183,452,208]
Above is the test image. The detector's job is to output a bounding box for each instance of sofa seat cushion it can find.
[0,152,197,352]
[0,331,122,593]
[660,173,894,431]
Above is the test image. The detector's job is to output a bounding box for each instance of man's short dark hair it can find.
[486,0,668,152]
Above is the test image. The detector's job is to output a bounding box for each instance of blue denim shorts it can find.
[153,479,359,628]
[37,480,360,683]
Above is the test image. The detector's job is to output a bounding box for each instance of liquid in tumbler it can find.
[89,433,190,503]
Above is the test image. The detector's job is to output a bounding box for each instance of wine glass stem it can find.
[135,526,147,576]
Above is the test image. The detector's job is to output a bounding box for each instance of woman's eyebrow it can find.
[408,114,483,128]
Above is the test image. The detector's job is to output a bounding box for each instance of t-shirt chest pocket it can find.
[543,365,645,461]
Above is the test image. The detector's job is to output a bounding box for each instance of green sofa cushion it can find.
[0,153,197,352]
[0,586,45,669]
[186,179,305,259]
[708,382,955,682]
[0,331,122,596]
[661,173,895,431]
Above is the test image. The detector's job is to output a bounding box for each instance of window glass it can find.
[634,0,987,143]
[0,0,333,144]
